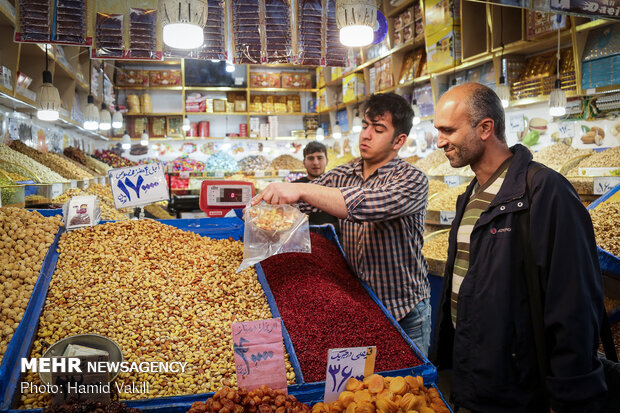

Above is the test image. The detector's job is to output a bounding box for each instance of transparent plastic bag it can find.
[62,195,101,230]
[237,201,311,272]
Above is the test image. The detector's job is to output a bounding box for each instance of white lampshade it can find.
[411,100,421,125]
[121,131,131,150]
[112,110,123,129]
[36,71,60,121]
[351,114,363,133]
[141,130,149,146]
[161,0,208,49]
[336,0,377,48]
[83,95,100,130]
[182,117,190,132]
[549,80,567,117]
[316,127,325,141]
[497,77,511,108]
[99,104,111,131]
[226,62,235,72]
[332,123,342,140]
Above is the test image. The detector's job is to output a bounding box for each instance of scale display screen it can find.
[219,187,244,203]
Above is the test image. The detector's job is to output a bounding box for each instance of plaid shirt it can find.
[299,157,430,320]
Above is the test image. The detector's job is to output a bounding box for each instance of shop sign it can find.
[231,318,287,393]
[323,346,376,403]
[550,0,620,18]
[440,211,456,225]
[108,162,169,209]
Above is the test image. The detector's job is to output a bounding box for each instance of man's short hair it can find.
[466,84,506,142]
[365,92,414,139]
[303,141,327,158]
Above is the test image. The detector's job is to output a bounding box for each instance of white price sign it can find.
[593,177,620,195]
[278,169,290,177]
[70,180,78,188]
[255,170,266,178]
[82,179,90,189]
[440,211,456,225]
[558,122,575,139]
[215,170,225,178]
[108,162,169,209]
[51,183,63,199]
[444,175,461,187]
[179,171,190,179]
[508,115,525,133]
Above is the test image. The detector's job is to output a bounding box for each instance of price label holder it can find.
[593,177,620,195]
[179,171,190,179]
[109,162,169,209]
[278,169,290,177]
[215,170,225,179]
[232,318,287,393]
[443,175,461,187]
[50,354,110,406]
[65,195,97,230]
[70,180,78,188]
[255,170,266,178]
[82,179,90,189]
[324,347,376,403]
[440,211,456,225]
[558,122,575,139]
[51,183,63,199]
[508,115,525,134]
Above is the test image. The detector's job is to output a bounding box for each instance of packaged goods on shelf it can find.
[281,72,313,88]
[261,232,424,383]
[271,154,304,171]
[127,94,141,113]
[250,72,281,88]
[426,27,461,73]
[582,55,620,90]
[8,140,93,180]
[590,200,620,257]
[186,93,207,113]
[583,24,620,62]
[148,70,182,86]
[117,69,148,87]
[189,385,310,413]
[343,73,365,103]
[375,57,394,92]
[0,208,62,360]
[317,88,328,111]
[18,220,296,408]
[313,374,450,413]
[424,0,460,37]
[399,49,426,85]
[414,149,448,174]
[140,93,152,114]
[525,11,569,40]
[512,49,576,100]
[0,144,68,184]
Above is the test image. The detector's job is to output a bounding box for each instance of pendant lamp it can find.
[549,27,566,117]
[161,0,208,49]
[36,47,61,121]
[335,0,376,47]
[84,60,99,130]
[121,131,131,149]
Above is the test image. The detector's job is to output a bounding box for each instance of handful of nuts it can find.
[249,203,302,232]
[312,374,450,413]
[581,126,605,145]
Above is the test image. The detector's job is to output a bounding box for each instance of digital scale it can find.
[199,180,255,217]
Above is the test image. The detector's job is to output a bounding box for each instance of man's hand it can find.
[251,183,303,206]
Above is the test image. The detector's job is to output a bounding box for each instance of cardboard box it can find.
[317,88,328,111]
[317,67,326,88]
[331,67,342,81]
[149,70,181,86]
[375,57,393,92]
[343,73,366,103]
[426,27,462,73]
[425,0,460,37]
[526,11,569,41]
[250,72,281,88]
[281,72,313,88]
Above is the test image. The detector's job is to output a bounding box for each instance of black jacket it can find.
[432,145,607,412]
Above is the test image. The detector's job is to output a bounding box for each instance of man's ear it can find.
[479,118,495,141]
[393,133,408,150]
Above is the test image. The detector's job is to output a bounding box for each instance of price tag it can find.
[508,115,525,133]
[82,179,90,189]
[108,162,169,209]
[50,355,110,406]
[443,175,461,187]
[593,177,620,195]
[232,318,287,393]
[51,183,63,199]
[179,171,190,179]
[558,122,575,139]
[278,169,290,177]
[215,170,225,178]
[324,347,376,403]
[255,170,266,178]
[65,195,97,230]
[70,180,78,188]
[440,211,456,225]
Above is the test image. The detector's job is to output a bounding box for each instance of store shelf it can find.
[249,88,317,93]
[185,112,248,116]
[493,29,573,56]
[386,0,414,17]
[583,83,620,96]
[248,112,316,116]
[124,112,184,116]
[510,90,580,107]
[185,86,247,92]
[0,84,13,96]
[431,53,495,77]
[576,18,615,32]
[114,85,183,90]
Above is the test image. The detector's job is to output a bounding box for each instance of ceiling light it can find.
[411,100,421,125]
[316,127,325,141]
[182,116,190,132]
[36,48,60,122]
[336,0,377,47]
[226,62,235,72]
[351,113,363,133]
[112,106,123,129]
[497,77,510,108]
[161,0,208,49]
[332,123,342,140]
[121,131,131,149]
[83,95,99,130]
[141,130,149,146]
[99,103,111,130]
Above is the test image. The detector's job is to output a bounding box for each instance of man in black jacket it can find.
[432,83,607,412]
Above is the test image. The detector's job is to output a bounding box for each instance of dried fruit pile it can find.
[261,232,422,383]
[42,399,142,413]
[188,384,310,413]
[312,374,449,413]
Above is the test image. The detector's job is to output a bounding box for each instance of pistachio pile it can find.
[8,140,93,180]
[428,184,468,211]
[0,144,68,183]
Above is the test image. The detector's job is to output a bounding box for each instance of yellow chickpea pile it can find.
[0,208,62,359]
[312,374,450,413]
[20,220,296,409]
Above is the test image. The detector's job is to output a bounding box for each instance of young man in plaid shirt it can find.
[253,93,431,354]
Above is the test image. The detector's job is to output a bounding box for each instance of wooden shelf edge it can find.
[185,86,247,91]
[386,0,415,18]
[249,88,317,92]
[510,90,580,107]
[124,113,184,116]
[114,86,183,90]
[0,84,14,96]
[575,19,614,32]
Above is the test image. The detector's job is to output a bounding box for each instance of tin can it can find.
[199,121,210,138]
[239,123,248,137]
[189,122,198,137]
